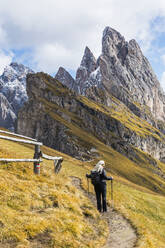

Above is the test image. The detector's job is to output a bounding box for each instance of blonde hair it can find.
[92,160,105,173]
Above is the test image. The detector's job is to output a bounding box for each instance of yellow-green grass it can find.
[1,136,165,247]
[0,139,108,248]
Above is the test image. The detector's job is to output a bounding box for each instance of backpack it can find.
[90,171,101,185]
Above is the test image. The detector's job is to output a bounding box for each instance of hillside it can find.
[0,131,165,247]
[0,135,108,248]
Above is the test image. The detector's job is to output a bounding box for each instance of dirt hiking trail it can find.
[72,177,137,248]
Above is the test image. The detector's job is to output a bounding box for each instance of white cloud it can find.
[0,0,165,77]
[0,50,13,74]
[34,43,78,74]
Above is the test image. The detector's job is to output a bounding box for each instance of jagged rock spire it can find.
[55,67,75,90]
[80,46,97,75]
[102,27,125,55]
[75,46,98,94]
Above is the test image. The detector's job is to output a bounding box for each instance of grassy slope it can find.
[0,134,165,247]
[0,138,109,248]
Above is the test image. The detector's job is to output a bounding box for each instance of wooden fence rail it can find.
[0,130,63,175]
[0,159,42,162]
[0,130,37,141]
[42,153,63,160]
[0,135,42,146]
[42,153,63,173]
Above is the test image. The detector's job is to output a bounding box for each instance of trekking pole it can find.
[111,179,114,208]
[87,178,89,195]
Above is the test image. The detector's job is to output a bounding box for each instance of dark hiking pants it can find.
[94,183,107,212]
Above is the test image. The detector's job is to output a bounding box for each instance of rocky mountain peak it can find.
[102,26,126,57]
[103,26,125,42]
[1,62,33,84]
[80,46,97,74]
[55,67,75,90]
[10,62,30,74]
[0,62,34,130]
[75,46,98,94]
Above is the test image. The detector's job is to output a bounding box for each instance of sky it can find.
[1,0,165,89]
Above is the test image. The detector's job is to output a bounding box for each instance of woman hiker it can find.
[86,160,113,213]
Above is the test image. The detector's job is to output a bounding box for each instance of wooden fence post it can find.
[33,145,42,174]
[54,158,63,174]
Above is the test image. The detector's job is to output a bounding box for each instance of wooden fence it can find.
[0,129,63,175]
